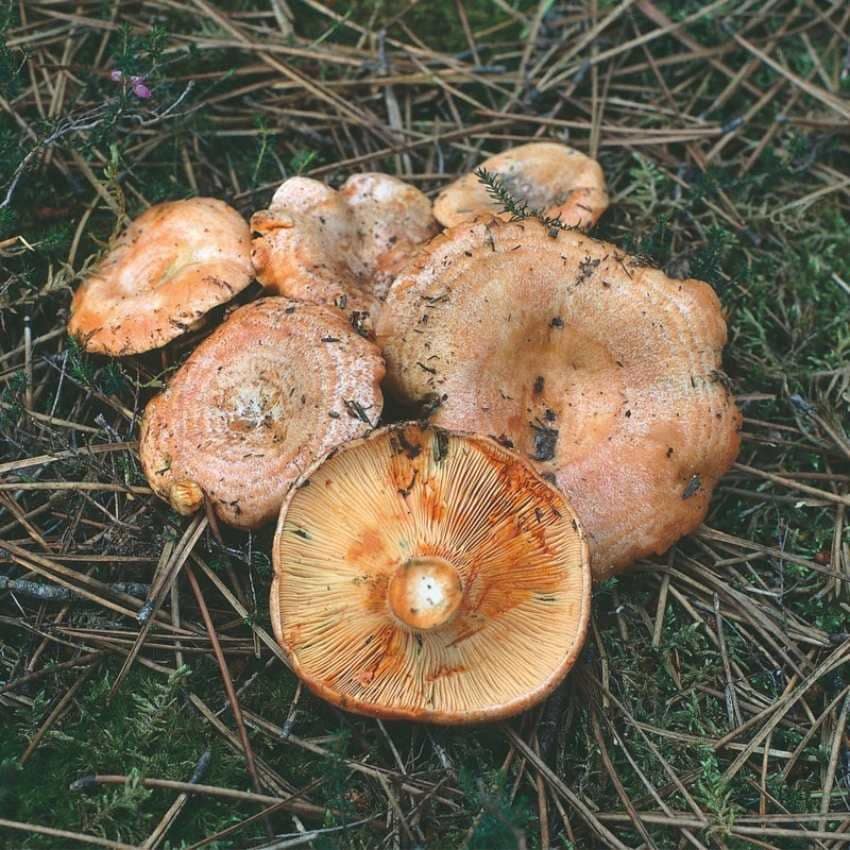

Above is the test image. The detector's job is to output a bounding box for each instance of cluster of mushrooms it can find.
[69,142,741,725]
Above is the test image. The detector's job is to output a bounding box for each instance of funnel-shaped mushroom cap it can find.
[251,174,437,326]
[376,218,741,581]
[69,198,253,355]
[271,422,591,724]
[140,298,384,529]
[434,142,608,230]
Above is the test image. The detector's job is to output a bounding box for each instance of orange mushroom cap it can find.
[69,198,253,355]
[139,298,384,529]
[376,218,741,581]
[433,142,608,230]
[271,422,591,724]
[339,173,437,299]
[250,174,437,326]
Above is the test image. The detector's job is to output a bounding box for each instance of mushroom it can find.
[250,174,438,326]
[69,198,253,355]
[433,142,608,230]
[139,297,384,528]
[271,422,590,724]
[339,173,438,300]
[375,217,741,581]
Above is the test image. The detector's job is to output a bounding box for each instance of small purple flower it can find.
[110,69,151,99]
[130,76,152,99]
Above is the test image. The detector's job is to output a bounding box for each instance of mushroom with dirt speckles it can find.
[68,198,253,355]
[250,174,437,327]
[271,421,591,724]
[434,142,608,230]
[139,297,384,529]
[376,217,741,581]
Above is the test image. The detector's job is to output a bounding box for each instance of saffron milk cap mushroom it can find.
[339,173,438,299]
[251,174,437,325]
[376,218,741,581]
[69,198,253,355]
[251,178,363,305]
[271,422,591,724]
[433,142,608,230]
[139,297,384,528]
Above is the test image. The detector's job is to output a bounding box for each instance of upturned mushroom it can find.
[139,297,384,528]
[250,173,437,327]
[376,217,741,581]
[69,198,253,355]
[433,142,608,230]
[271,422,591,724]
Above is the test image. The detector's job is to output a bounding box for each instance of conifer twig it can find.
[474,166,575,233]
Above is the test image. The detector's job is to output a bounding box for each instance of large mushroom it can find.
[69,198,253,355]
[250,173,437,327]
[376,218,741,581]
[139,297,384,528]
[433,142,608,230]
[271,422,591,724]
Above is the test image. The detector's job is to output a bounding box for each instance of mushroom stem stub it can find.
[387,557,463,632]
[169,480,204,516]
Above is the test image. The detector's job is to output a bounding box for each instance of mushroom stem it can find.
[386,556,463,632]
[169,480,204,516]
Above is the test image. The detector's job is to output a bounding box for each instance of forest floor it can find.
[1,1,849,848]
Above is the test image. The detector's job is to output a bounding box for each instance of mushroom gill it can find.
[272,422,591,724]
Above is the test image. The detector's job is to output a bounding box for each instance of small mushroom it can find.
[69,198,253,355]
[271,422,590,724]
[339,173,438,299]
[250,174,438,325]
[433,142,608,229]
[376,218,741,581]
[139,297,384,529]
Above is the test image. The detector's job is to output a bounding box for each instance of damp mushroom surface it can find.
[139,297,385,528]
[68,197,253,355]
[250,173,437,327]
[376,218,742,582]
[271,422,591,725]
[433,142,608,230]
